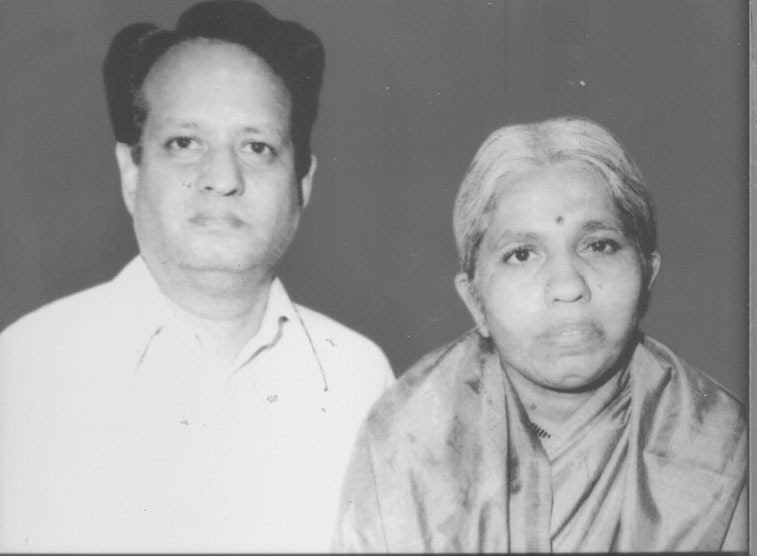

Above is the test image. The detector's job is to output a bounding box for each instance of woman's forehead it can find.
[488,161,620,226]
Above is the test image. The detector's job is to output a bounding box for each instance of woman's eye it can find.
[588,239,620,254]
[503,247,534,265]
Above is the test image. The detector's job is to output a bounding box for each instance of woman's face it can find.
[456,161,660,392]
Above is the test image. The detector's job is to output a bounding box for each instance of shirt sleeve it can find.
[331,425,388,552]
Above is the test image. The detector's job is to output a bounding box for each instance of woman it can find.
[333,117,746,552]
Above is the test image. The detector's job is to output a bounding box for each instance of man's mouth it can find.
[189,213,245,229]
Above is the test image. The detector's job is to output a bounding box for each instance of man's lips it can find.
[189,213,245,229]
[538,321,604,348]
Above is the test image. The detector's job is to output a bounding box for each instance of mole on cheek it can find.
[555,215,564,225]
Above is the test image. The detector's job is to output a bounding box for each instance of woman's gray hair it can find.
[453,116,657,278]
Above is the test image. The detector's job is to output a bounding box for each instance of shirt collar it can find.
[112,256,298,371]
[232,278,296,369]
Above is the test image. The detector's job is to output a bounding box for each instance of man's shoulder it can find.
[0,278,134,390]
[291,302,394,386]
[1,280,119,342]
[292,302,387,362]
[1,258,157,348]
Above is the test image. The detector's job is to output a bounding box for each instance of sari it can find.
[333,333,746,552]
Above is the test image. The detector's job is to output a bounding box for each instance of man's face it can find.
[457,161,660,392]
[117,40,313,280]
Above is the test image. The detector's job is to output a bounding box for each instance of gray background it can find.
[0,0,748,400]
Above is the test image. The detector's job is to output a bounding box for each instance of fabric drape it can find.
[333,333,746,552]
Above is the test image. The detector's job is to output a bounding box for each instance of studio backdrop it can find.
[0,0,748,399]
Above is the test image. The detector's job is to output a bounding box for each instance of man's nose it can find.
[544,254,591,306]
[199,149,244,196]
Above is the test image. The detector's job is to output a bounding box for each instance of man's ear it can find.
[115,143,138,215]
[454,272,490,337]
[299,155,317,208]
[647,250,662,289]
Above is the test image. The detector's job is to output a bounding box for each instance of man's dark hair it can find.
[103,0,324,180]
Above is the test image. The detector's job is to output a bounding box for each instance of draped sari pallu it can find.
[334,334,746,552]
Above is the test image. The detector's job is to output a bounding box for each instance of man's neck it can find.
[146,258,274,367]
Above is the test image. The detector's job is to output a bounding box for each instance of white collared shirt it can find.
[0,257,394,553]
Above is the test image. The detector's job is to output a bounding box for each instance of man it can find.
[0,1,393,552]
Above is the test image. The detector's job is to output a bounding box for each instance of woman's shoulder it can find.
[362,330,491,443]
[640,335,745,417]
[635,336,746,475]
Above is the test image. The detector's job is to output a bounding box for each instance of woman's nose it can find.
[544,255,591,305]
[199,149,244,196]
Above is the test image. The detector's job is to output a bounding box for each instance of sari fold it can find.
[333,334,746,552]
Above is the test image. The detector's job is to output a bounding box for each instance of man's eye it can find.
[503,247,534,265]
[165,137,200,151]
[588,239,620,254]
[241,142,275,156]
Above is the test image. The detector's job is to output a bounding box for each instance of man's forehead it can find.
[145,39,281,89]
[139,39,292,129]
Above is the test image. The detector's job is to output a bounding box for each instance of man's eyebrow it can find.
[158,120,285,137]
[239,126,268,134]
[239,124,291,140]
[157,119,201,130]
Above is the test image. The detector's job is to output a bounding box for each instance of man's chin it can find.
[140,246,278,284]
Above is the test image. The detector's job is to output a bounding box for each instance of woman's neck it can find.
[504,367,598,427]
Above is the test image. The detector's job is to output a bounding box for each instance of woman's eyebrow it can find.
[580,220,625,235]
[490,230,541,250]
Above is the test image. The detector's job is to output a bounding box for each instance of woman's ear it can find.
[454,272,490,338]
[638,250,662,318]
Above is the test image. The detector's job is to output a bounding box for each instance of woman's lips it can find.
[538,321,604,349]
